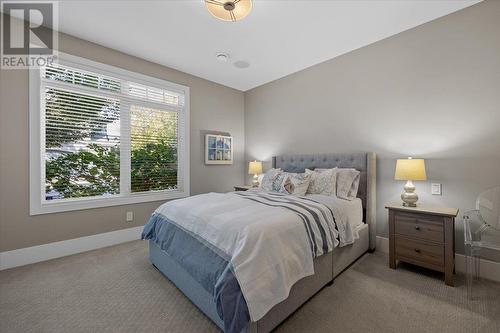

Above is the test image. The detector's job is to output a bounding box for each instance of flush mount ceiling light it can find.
[216,52,229,62]
[205,0,252,22]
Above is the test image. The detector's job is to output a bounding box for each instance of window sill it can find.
[30,189,189,215]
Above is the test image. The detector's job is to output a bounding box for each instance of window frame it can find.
[29,52,190,215]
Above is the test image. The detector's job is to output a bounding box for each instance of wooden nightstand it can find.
[386,204,459,286]
[234,185,253,191]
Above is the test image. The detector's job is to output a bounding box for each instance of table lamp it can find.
[248,161,263,187]
[395,157,427,207]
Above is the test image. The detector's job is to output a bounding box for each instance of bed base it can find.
[149,224,369,333]
[150,152,376,332]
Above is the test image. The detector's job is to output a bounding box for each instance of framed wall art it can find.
[205,134,233,165]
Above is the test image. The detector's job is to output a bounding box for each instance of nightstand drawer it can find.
[395,236,444,271]
[395,213,444,243]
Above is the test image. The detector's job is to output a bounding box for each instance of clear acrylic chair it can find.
[463,186,500,299]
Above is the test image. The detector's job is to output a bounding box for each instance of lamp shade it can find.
[248,161,262,175]
[395,158,427,181]
[205,0,252,22]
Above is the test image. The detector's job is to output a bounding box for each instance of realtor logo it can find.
[1,1,58,68]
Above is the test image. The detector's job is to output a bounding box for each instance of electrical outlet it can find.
[431,183,442,195]
[126,211,134,222]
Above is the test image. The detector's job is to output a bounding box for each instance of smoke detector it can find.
[234,60,250,69]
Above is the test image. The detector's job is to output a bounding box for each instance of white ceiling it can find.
[43,0,481,91]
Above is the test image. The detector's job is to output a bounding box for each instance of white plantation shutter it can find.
[44,64,121,92]
[31,54,190,214]
[127,82,184,106]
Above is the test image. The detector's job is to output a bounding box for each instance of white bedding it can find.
[306,194,363,242]
[152,190,359,323]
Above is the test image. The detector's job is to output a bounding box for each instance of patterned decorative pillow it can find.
[260,168,282,191]
[305,168,337,196]
[271,173,293,194]
[285,172,312,196]
[336,168,361,200]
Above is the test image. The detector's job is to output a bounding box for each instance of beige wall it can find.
[2,1,499,254]
[244,0,500,253]
[0,29,245,252]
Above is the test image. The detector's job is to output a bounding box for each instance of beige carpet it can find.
[1,240,499,333]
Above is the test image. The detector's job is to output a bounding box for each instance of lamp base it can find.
[401,180,419,207]
[252,174,259,187]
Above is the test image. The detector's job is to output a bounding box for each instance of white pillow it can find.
[336,168,360,200]
[285,172,312,196]
[305,168,337,196]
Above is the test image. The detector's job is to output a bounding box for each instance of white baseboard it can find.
[376,235,390,254]
[2,230,497,283]
[375,236,500,283]
[0,226,143,270]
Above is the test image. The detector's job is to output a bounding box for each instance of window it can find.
[30,53,190,214]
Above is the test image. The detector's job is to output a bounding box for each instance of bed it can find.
[143,152,376,333]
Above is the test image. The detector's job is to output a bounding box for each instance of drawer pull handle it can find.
[415,225,420,231]
[414,248,421,253]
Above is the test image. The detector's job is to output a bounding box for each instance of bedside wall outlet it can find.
[126,211,134,222]
[431,183,442,195]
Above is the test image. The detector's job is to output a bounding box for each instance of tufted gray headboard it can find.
[272,152,377,250]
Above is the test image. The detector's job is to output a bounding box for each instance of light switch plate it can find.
[431,183,442,195]
[126,211,134,222]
